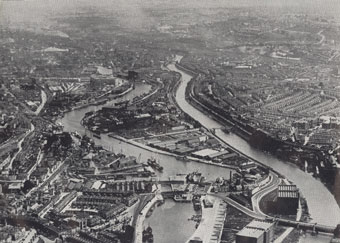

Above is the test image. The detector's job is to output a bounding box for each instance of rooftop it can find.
[278,184,299,198]
[192,148,219,157]
[247,220,274,230]
[236,227,264,238]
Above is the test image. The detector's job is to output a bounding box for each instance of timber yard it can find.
[1,1,340,243]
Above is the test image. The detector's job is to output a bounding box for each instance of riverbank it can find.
[172,72,286,178]
[56,56,340,243]
[186,72,340,206]
[71,85,134,111]
[134,194,163,243]
[182,62,340,205]
[108,134,238,170]
[186,196,226,243]
[169,58,340,227]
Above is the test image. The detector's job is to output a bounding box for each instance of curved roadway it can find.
[252,173,281,217]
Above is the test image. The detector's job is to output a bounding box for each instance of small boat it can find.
[157,199,165,206]
[174,194,192,203]
[142,226,154,242]
[71,131,82,139]
[147,158,163,172]
[146,205,155,218]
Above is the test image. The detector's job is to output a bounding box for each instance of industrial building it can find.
[276,184,300,215]
[236,227,265,243]
[236,220,274,243]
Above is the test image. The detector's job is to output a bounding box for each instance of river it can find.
[59,82,232,242]
[144,200,198,243]
[59,63,340,242]
[59,83,234,181]
[169,61,340,226]
[1,0,338,240]
[170,60,340,242]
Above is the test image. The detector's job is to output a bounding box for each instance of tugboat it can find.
[142,226,154,243]
[147,158,163,172]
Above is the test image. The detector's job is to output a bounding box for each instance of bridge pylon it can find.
[311,223,317,236]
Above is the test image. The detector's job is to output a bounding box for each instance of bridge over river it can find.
[56,56,340,242]
[211,192,337,236]
[170,58,340,241]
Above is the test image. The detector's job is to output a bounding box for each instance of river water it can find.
[59,82,230,242]
[1,0,338,240]
[169,61,340,226]
[59,83,233,181]
[144,200,198,243]
[59,64,340,242]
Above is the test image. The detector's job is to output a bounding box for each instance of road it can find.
[209,193,266,220]
[7,123,35,170]
[251,172,281,217]
[1,87,47,170]
[210,190,335,236]
[34,89,47,115]
[131,194,154,227]
[171,59,339,231]
[316,30,325,45]
[133,193,161,243]
[25,160,68,198]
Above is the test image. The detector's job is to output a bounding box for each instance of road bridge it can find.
[174,60,339,237]
[210,192,337,236]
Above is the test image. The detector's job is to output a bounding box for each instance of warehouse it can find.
[276,184,299,215]
[236,220,274,243]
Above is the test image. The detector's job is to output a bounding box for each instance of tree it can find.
[22,180,35,194]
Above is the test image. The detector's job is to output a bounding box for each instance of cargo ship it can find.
[147,158,163,172]
[142,226,154,243]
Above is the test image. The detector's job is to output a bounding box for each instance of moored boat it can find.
[147,158,163,172]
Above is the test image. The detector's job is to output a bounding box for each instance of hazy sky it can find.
[0,0,339,30]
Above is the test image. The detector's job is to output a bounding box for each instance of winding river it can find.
[168,60,340,227]
[59,61,340,242]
